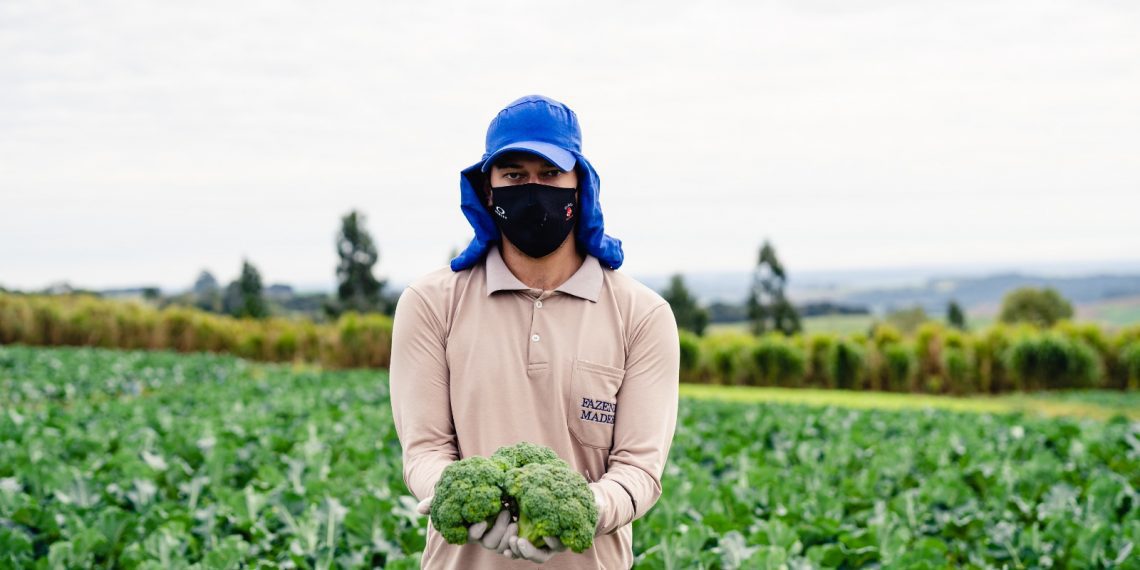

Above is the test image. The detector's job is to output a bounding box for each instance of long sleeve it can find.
[591,302,680,535]
[389,286,458,501]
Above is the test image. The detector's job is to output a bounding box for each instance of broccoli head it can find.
[504,462,599,553]
[429,456,507,544]
[491,441,564,470]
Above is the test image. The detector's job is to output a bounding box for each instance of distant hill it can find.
[841,273,1140,316]
[636,263,1140,322]
[70,259,1140,327]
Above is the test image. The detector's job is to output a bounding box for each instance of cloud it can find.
[1,0,1138,290]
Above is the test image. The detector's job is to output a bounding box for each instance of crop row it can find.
[3,345,1139,568]
[0,345,422,569]
[642,398,1139,568]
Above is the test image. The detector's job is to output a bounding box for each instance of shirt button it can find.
[535,300,543,308]
[531,333,541,342]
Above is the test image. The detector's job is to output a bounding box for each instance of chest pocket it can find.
[567,359,625,449]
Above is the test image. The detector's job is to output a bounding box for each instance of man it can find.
[389,94,679,569]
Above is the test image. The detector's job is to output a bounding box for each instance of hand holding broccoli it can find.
[416,496,517,552]
[505,534,567,562]
[471,509,515,551]
[426,442,600,558]
[424,455,507,544]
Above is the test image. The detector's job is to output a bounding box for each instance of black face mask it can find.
[489,183,577,259]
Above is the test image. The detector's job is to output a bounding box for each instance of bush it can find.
[870,323,903,347]
[804,333,836,389]
[1120,342,1140,391]
[974,324,1012,394]
[938,330,975,394]
[882,342,916,392]
[914,322,945,390]
[827,339,865,390]
[1004,333,1102,390]
[678,329,702,383]
[701,333,755,385]
[747,333,806,387]
[865,328,905,391]
[941,346,974,395]
[1111,326,1140,389]
[335,312,394,368]
[1055,320,1109,354]
[0,295,31,344]
[66,297,121,348]
[999,287,1073,327]
[271,327,299,362]
[160,306,197,352]
[0,292,392,370]
[943,329,967,350]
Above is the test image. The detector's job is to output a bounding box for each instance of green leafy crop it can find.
[428,456,507,545]
[8,345,1139,568]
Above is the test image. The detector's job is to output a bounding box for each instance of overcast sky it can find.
[2,0,1138,292]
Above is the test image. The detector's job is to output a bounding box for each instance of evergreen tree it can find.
[662,274,709,336]
[225,259,268,319]
[947,299,967,330]
[193,270,219,295]
[192,270,222,313]
[222,281,242,316]
[747,239,802,336]
[332,210,387,315]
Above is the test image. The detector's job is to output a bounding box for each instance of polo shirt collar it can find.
[485,243,602,303]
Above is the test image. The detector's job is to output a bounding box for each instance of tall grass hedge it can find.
[0,293,390,369]
[3,292,1139,394]
[747,333,805,387]
[684,321,1140,394]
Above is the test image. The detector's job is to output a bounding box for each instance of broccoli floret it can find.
[504,462,599,553]
[429,456,507,544]
[491,441,564,470]
[428,443,599,553]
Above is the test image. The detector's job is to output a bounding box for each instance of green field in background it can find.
[706,314,878,336]
[708,308,1138,336]
[680,384,1140,421]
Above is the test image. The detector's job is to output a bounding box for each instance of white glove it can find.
[469,510,514,551]
[591,485,607,535]
[501,486,608,562]
[416,496,514,552]
[505,533,567,563]
[415,495,433,515]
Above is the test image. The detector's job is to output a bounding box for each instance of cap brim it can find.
[480,141,577,173]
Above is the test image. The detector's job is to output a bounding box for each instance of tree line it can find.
[661,239,1079,336]
[3,289,1136,393]
[163,210,392,322]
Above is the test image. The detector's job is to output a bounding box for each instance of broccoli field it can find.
[1,345,1138,569]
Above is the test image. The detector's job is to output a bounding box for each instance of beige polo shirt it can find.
[389,243,680,570]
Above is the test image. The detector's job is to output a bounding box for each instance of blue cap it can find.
[452,95,625,272]
[480,95,580,173]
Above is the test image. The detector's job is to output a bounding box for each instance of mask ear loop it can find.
[481,173,493,209]
[572,168,585,254]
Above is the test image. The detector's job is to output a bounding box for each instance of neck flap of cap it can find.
[451,152,624,272]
